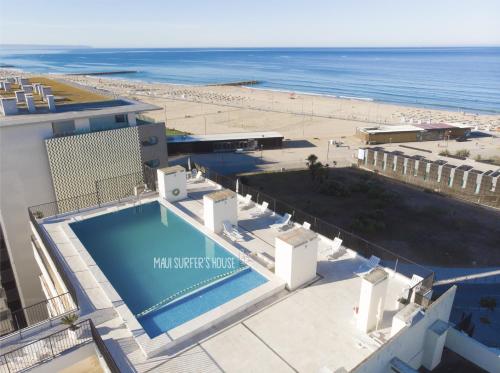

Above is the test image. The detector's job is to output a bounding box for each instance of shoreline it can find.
[3,67,499,115]
[2,68,499,133]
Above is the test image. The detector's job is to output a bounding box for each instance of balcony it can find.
[0,319,119,373]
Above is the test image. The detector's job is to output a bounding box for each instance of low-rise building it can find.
[356,123,472,144]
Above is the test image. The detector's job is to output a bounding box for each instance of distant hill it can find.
[0,44,91,50]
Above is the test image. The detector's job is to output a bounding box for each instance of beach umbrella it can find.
[236,178,240,194]
[187,157,192,171]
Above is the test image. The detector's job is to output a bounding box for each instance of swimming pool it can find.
[69,201,267,337]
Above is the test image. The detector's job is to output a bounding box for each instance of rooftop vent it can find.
[41,86,53,101]
[22,85,33,94]
[2,82,12,92]
[46,94,56,112]
[15,90,26,103]
[25,94,36,113]
[0,98,19,116]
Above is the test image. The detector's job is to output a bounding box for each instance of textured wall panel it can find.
[45,126,142,208]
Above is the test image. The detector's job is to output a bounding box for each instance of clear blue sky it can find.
[1,0,499,47]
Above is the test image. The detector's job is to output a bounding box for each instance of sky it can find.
[0,0,499,48]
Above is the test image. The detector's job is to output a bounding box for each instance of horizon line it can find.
[1,43,500,49]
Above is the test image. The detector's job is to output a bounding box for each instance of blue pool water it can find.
[69,201,267,337]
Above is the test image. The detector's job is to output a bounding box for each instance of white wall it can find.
[0,122,56,306]
[351,286,456,373]
[446,328,500,373]
[31,343,109,373]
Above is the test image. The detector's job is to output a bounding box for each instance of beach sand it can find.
[2,69,499,169]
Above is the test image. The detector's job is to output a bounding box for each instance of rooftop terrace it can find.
[18,174,438,372]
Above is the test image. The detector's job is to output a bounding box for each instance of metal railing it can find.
[0,319,119,373]
[195,163,435,303]
[0,293,76,340]
[28,210,78,308]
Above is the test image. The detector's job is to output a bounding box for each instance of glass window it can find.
[115,114,127,123]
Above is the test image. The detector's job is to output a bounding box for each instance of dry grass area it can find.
[28,76,110,104]
[1,77,110,109]
[243,167,500,267]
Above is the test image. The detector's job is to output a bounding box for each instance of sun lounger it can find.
[251,201,269,217]
[271,213,292,231]
[327,237,345,260]
[222,220,243,241]
[239,194,253,207]
[354,255,380,276]
[188,170,204,183]
[302,221,311,230]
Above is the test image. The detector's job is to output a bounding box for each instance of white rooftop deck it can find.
[19,179,416,373]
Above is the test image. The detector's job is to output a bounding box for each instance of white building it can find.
[0,76,167,324]
[0,167,495,373]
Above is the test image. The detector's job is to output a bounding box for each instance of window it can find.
[52,120,75,137]
[115,114,127,123]
[146,159,160,168]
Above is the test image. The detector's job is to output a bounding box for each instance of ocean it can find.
[1,47,499,114]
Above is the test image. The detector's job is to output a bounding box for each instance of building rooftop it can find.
[359,122,472,134]
[364,267,388,285]
[0,76,161,125]
[204,188,236,202]
[277,226,317,247]
[23,177,438,372]
[167,131,284,143]
[158,165,186,175]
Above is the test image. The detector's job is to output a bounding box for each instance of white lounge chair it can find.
[354,255,380,276]
[251,201,269,217]
[402,274,424,299]
[239,194,253,207]
[222,221,243,241]
[327,237,345,260]
[189,170,204,183]
[302,221,311,230]
[271,213,292,231]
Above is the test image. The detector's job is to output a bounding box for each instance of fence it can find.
[0,319,119,373]
[195,163,435,303]
[0,293,76,340]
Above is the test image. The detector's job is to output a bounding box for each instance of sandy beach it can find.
[2,68,499,169]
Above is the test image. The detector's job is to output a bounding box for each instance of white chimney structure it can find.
[157,165,187,202]
[422,319,450,370]
[0,98,19,115]
[22,85,33,94]
[15,91,26,103]
[41,86,53,100]
[357,267,389,333]
[25,94,36,113]
[46,95,56,112]
[390,302,423,337]
[203,189,237,234]
[275,227,318,290]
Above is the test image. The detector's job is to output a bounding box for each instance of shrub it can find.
[455,149,470,158]
[479,297,497,311]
